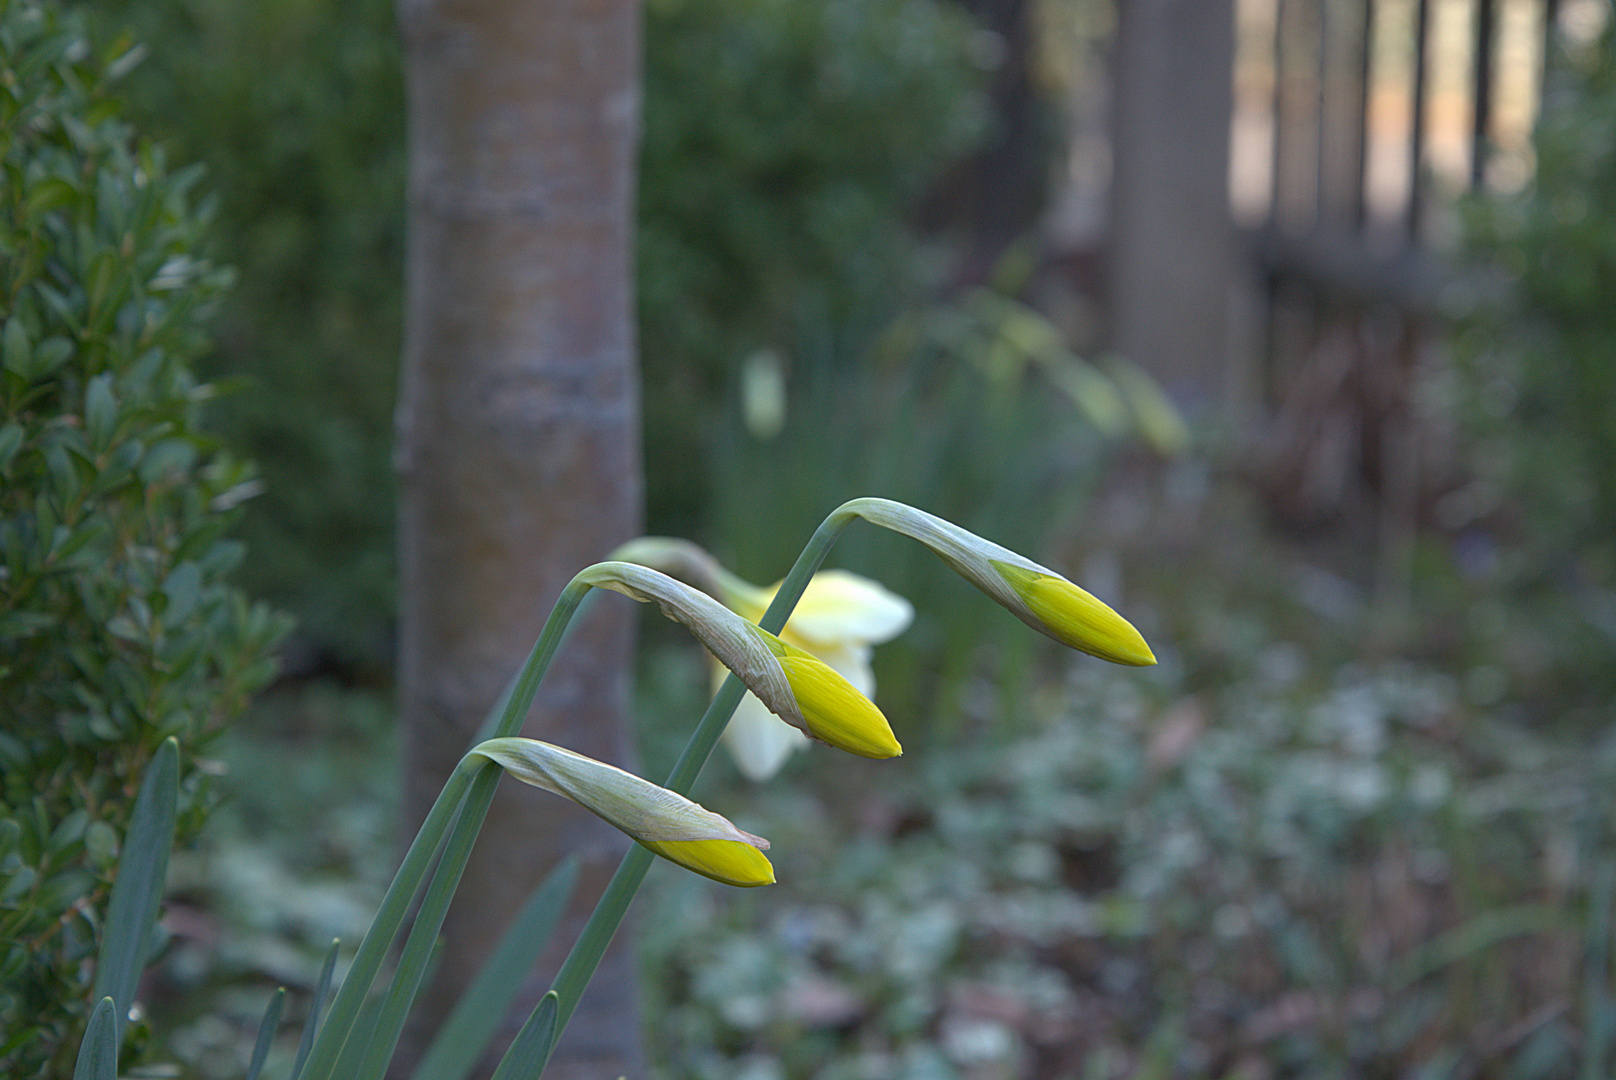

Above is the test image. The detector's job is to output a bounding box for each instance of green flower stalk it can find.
[841,498,1156,666]
[471,739,774,887]
[577,561,903,760]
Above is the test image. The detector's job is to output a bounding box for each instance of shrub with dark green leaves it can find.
[0,3,288,1072]
[1451,25,1616,710]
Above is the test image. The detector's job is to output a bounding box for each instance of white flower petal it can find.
[778,570,914,646]
[722,692,811,782]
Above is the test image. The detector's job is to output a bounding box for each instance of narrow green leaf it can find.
[92,737,178,1035]
[411,857,579,1080]
[353,765,502,1080]
[331,979,392,1080]
[291,940,340,1080]
[72,996,118,1080]
[297,766,482,1080]
[245,988,286,1080]
[303,582,591,1080]
[489,991,559,1080]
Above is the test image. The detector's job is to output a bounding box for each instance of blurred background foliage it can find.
[85,0,405,672]
[1450,18,1616,717]
[13,0,1614,1076]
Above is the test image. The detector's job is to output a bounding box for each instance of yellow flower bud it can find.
[638,839,776,888]
[766,639,903,759]
[578,561,901,765]
[842,498,1157,667]
[991,561,1155,666]
[471,738,774,887]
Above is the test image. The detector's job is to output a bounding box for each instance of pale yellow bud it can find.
[471,738,774,888]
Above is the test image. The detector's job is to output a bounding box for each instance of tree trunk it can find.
[394,0,644,1076]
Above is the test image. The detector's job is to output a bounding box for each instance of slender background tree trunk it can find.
[393,0,644,1075]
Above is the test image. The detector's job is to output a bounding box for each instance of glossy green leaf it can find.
[84,373,116,450]
[2,318,30,377]
[0,422,23,472]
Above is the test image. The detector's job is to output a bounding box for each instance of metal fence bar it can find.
[1473,0,1497,188]
[1407,0,1432,238]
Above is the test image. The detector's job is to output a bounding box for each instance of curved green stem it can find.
[537,503,866,1063]
[301,577,596,1080]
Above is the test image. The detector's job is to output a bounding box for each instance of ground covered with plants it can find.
[138,467,1616,1080]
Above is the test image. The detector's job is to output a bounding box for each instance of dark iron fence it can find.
[1236,0,1561,536]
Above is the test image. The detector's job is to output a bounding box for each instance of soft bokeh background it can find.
[50,0,1616,1075]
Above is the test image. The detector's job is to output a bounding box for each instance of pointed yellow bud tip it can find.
[993,561,1156,666]
[775,649,903,759]
[639,838,776,887]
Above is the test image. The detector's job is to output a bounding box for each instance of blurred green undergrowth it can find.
[1450,16,1616,714]
[638,493,1616,1080]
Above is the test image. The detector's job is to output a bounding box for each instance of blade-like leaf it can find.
[332,977,393,1080]
[411,858,579,1080]
[291,940,341,1080]
[354,765,501,1080]
[489,991,559,1080]
[93,737,179,1037]
[246,988,286,1080]
[72,997,118,1080]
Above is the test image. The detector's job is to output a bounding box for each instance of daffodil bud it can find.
[842,498,1156,667]
[577,562,903,760]
[470,738,775,887]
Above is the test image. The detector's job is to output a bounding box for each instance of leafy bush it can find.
[0,3,288,1071]
[1453,21,1616,674]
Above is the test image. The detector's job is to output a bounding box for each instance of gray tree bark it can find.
[394,0,644,1075]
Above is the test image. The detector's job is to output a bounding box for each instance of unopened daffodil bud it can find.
[718,569,910,779]
[606,542,913,779]
[842,498,1156,667]
[471,737,774,887]
[577,562,903,762]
